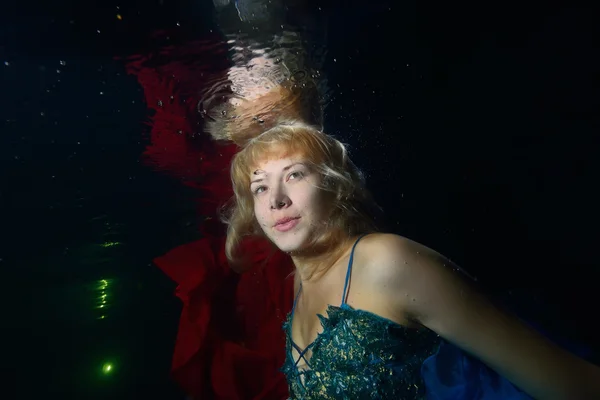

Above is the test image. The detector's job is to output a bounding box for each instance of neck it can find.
[290,234,356,283]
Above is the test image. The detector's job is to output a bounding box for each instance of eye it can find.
[288,171,304,180]
[253,186,267,195]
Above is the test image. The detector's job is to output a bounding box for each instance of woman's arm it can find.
[367,233,600,400]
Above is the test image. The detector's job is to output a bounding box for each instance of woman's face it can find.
[250,155,327,253]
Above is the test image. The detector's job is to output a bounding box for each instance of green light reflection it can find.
[102,362,114,375]
[95,278,112,319]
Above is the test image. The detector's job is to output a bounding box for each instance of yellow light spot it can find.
[116,14,122,20]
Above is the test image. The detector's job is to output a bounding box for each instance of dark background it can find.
[1,0,597,398]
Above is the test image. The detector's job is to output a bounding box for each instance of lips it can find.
[273,216,300,232]
[274,216,299,227]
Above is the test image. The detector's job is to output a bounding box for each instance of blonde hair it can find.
[219,121,382,279]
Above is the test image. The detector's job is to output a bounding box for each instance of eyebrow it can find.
[250,162,305,184]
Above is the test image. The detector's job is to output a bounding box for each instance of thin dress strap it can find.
[290,280,310,366]
[341,234,369,306]
[291,281,302,319]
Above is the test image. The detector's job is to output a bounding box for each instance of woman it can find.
[210,120,600,399]
[132,1,597,398]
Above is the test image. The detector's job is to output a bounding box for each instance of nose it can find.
[270,197,290,210]
[269,188,291,210]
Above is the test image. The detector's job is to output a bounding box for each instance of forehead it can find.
[251,156,305,175]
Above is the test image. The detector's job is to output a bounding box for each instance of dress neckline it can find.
[287,234,368,365]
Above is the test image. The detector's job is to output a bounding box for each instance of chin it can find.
[270,230,311,254]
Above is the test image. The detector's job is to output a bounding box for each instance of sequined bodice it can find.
[282,304,440,399]
[280,235,441,399]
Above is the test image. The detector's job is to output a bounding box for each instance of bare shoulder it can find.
[345,233,425,324]
[358,233,447,278]
[356,233,466,312]
[361,233,437,255]
[354,234,432,300]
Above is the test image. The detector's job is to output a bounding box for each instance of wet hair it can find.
[220,121,382,278]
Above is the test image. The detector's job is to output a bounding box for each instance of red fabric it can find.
[154,236,294,400]
[120,32,295,399]
[120,32,238,218]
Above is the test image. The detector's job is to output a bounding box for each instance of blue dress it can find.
[281,235,533,399]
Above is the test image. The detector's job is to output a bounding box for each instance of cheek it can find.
[254,198,269,226]
[302,189,327,217]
